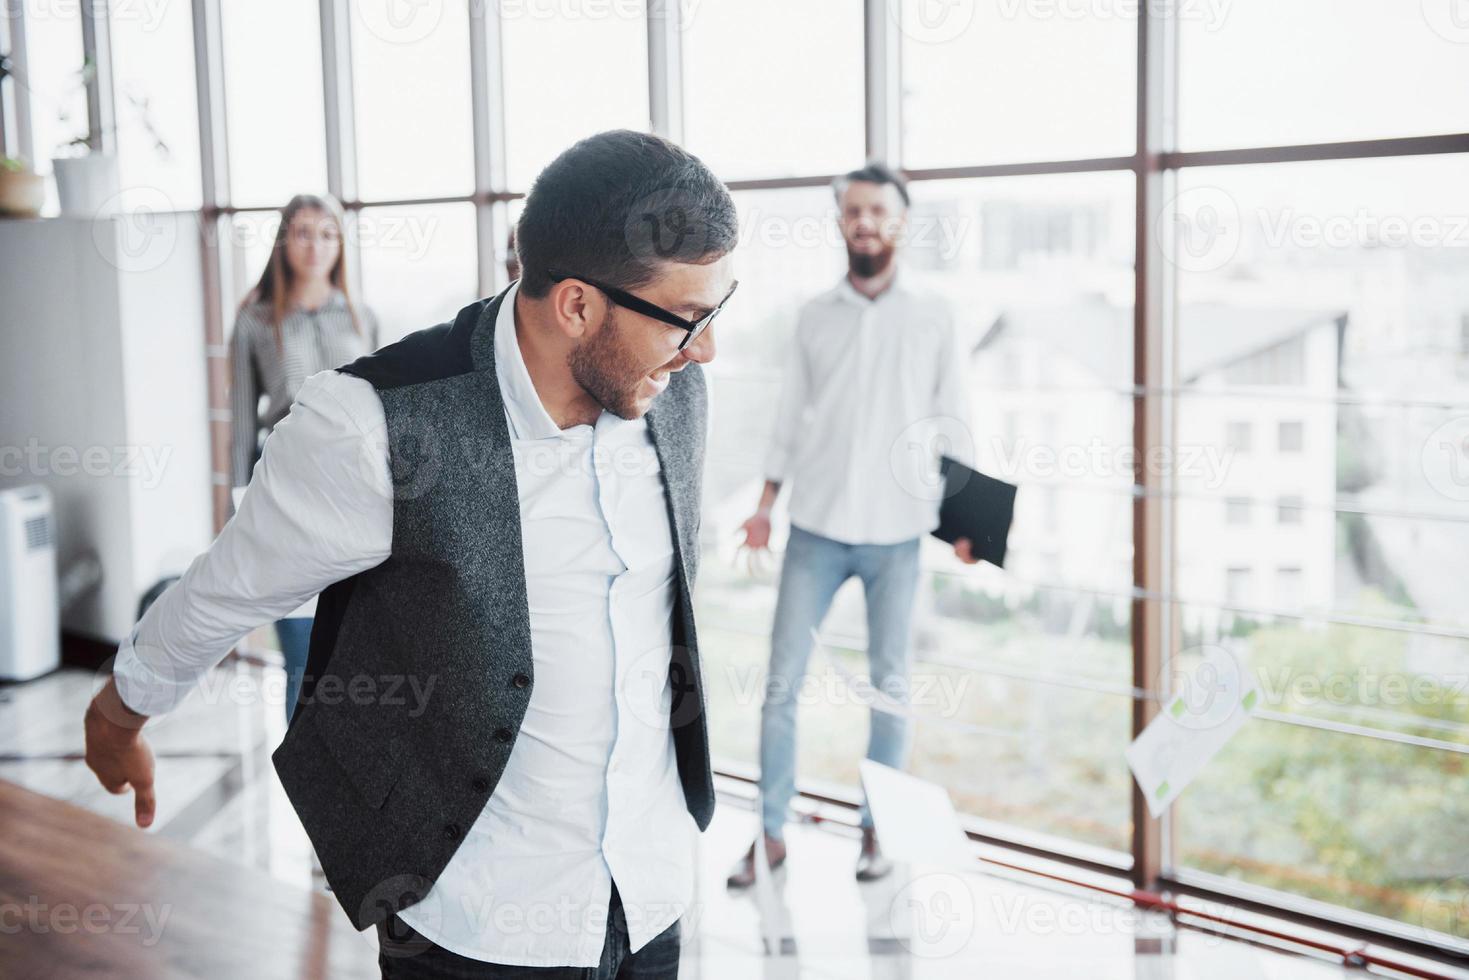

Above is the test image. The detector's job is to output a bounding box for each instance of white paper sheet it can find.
[858,760,972,867]
[1125,647,1260,818]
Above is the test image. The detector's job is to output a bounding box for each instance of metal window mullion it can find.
[7,0,34,165]
[647,0,683,144]
[319,0,360,301]
[320,0,357,205]
[1130,0,1178,893]
[471,0,508,294]
[79,0,114,154]
[0,2,18,158]
[191,0,231,531]
[863,0,900,165]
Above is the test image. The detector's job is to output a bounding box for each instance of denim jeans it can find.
[759,525,922,841]
[275,617,313,724]
[375,880,681,979]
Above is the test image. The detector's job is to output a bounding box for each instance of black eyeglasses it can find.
[547,269,738,351]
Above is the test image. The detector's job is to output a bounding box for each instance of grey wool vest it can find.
[269,285,715,931]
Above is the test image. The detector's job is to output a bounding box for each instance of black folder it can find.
[929,456,1017,568]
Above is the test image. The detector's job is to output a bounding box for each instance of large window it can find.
[1168,151,1469,931]
[1178,0,1469,150]
[899,0,1135,167]
[219,0,328,206]
[500,1,649,190]
[682,0,865,179]
[109,0,201,210]
[350,1,474,201]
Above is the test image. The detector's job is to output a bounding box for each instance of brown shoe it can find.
[855,826,892,882]
[726,833,787,889]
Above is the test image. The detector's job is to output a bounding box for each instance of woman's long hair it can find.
[242,193,364,355]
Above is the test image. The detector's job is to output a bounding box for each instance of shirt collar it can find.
[829,267,908,307]
[493,280,565,441]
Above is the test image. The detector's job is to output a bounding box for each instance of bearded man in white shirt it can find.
[729,163,979,888]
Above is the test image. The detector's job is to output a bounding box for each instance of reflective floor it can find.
[0,663,1451,979]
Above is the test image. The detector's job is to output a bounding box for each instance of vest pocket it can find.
[305,704,406,809]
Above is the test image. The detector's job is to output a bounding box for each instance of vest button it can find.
[443,823,461,841]
[512,672,530,689]
[494,726,513,743]
[472,776,490,792]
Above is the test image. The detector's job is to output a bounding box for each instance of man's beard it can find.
[567,308,652,420]
[847,242,896,278]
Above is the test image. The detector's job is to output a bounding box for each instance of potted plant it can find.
[48,56,120,215]
[0,156,45,217]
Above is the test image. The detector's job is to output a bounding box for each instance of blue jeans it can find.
[275,617,314,723]
[759,525,922,841]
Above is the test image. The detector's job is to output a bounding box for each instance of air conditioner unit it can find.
[0,484,60,681]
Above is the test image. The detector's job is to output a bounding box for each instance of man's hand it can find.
[954,537,980,565]
[740,508,773,551]
[84,677,157,829]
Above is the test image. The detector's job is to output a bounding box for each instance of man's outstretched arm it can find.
[85,370,393,827]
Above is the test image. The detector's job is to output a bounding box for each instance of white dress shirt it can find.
[764,272,974,545]
[114,281,697,967]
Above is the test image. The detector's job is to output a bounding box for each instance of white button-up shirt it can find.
[764,273,973,545]
[114,281,697,967]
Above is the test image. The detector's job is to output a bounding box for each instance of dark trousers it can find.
[376,881,682,979]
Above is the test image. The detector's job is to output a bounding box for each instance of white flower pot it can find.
[51,154,119,216]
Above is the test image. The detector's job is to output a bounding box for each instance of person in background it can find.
[729,163,978,888]
[228,192,379,723]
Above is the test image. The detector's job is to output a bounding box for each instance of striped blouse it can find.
[229,288,379,488]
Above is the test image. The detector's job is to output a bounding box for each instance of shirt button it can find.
[512,673,530,689]
[443,823,461,841]
[494,726,513,743]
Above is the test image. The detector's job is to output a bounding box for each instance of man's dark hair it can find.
[514,130,738,299]
[833,161,910,208]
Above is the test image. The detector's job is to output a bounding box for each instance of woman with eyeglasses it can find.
[228,192,380,724]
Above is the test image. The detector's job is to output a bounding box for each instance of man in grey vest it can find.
[83,130,739,978]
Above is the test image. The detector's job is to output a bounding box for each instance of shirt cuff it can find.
[763,444,790,485]
[112,624,192,718]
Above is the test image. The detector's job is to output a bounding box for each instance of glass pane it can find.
[899,0,1135,168]
[1179,0,1469,150]
[19,4,85,215]
[1171,154,1469,634]
[1168,154,1469,938]
[220,0,327,207]
[1174,639,1469,939]
[699,175,1136,855]
[500,2,648,191]
[682,0,863,180]
[357,203,479,346]
[351,1,473,200]
[225,211,280,307]
[109,0,202,210]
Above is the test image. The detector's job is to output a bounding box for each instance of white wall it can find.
[0,215,212,642]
